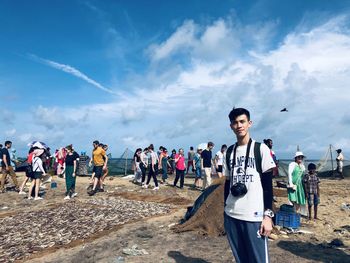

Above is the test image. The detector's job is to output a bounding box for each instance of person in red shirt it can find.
[173,148,186,188]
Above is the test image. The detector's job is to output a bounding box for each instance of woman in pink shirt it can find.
[173,148,186,188]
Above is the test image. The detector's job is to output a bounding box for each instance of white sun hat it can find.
[294,151,305,158]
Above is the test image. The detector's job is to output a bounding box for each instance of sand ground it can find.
[0,172,349,263]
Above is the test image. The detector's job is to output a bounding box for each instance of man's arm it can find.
[261,171,273,210]
[222,152,230,206]
[3,153,9,170]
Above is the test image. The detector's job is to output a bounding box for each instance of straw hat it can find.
[294,151,305,158]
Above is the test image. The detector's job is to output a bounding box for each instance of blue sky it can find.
[1,0,350,158]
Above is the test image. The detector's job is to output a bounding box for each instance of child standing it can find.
[303,163,320,220]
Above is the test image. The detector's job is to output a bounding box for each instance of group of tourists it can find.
[131,142,232,191]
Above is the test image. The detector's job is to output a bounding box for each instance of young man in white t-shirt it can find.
[223,108,276,263]
[215,144,227,178]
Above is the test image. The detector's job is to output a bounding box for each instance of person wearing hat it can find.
[28,148,46,200]
[336,149,344,179]
[287,151,306,211]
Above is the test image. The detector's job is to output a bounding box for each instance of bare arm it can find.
[73,160,77,176]
[3,154,9,169]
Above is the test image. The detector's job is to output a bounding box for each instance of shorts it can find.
[32,171,43,179]
[217,165,223,173]
[307,194,319,206]
[195,167,201,178]
[93,166,103,178]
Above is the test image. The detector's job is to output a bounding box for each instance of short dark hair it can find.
[93,140,99,145]
[0,144,3,148]
[190,146,194,150]
[149,144,154,151]
[5,141,12,146]
[336,149,342,153]
[221,144,227,150]
[308,163,317,171]
[228,107,250,122]
[208,141,214,147]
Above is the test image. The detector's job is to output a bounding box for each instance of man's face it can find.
[93,143,98,149]
[230,114,252,138]
[6,143,12,149]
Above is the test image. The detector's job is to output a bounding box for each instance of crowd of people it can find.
[0,106,347,263]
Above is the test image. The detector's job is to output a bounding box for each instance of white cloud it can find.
[29,54,117,94]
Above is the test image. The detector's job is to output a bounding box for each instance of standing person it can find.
[288,152,306,212]
[0,141,20,193]
[223,107,276,263]
[215,144,227,178]
[193,148,202,189]
[264,139,279,177]
[201,142,214,189]
[173,148,186,188]
[186,146,195,174]
[88,140,108,196]
[140,148,149,186]
[169,149,176,174]
[159,148,169,184]
[335,149,344,179]
[56,148,66,178]
[144,144,159,190]
[0,144,3,174]
[64,145,79,200]
[101,144,109,186]
[28,149,46,200]
[303,163,320,221]
[133,148,142,184]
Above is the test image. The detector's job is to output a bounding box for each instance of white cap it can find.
[294,151,305,158]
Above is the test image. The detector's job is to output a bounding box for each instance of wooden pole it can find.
[125,148,128,176]
[330,144,334,177]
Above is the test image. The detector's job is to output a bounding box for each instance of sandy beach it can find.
[0,172,349,263]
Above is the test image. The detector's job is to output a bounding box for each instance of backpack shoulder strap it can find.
[226,145,234,171]
[254,141,262,175]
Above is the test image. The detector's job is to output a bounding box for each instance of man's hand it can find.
[259,216,273,237]
[5,166,9,171]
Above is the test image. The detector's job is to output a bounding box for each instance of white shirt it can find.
[224,141,276,222]
[32,156,45,173]
[216,151,224,166]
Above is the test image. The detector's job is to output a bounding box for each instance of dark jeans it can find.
[140,163,147,183]
[174,169,185,188]
[146,164,158,187]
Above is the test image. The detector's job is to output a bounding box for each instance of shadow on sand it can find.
[277,240,349,263]
[168,251,210,263]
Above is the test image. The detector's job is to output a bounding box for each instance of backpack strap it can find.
[226,144,234,171]
[254,142,262,175]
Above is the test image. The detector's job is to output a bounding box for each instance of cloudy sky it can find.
[1,0,349,158]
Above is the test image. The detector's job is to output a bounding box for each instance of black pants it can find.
[140,163,147,183]
[146,164,158,187]
[174,169,185,188]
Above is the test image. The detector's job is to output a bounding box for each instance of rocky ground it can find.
[0,173,349,263]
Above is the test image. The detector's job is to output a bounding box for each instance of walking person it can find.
[169,149,176,174]
[140,148,149,186]
[223,107,276,263]
[18,147,37,195]
[133,148,142,184]
[88,140,108,196]
[288,151,306,212]
[215,144,227,178]
[335,149,344,179]
[144,144,159,190]
[159,148,169,184]
[173,148,186,188]
[186,146,195,174]
[64,145,79,200]
[28,149,46,200]
[201,142,214,189]
[0,141,20,193]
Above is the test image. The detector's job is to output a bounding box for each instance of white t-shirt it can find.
[216,151,224,166]
[224,140,276,222]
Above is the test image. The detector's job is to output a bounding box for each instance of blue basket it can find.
[276,211,300,228]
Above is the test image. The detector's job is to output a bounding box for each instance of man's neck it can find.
[237,134,250,146]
